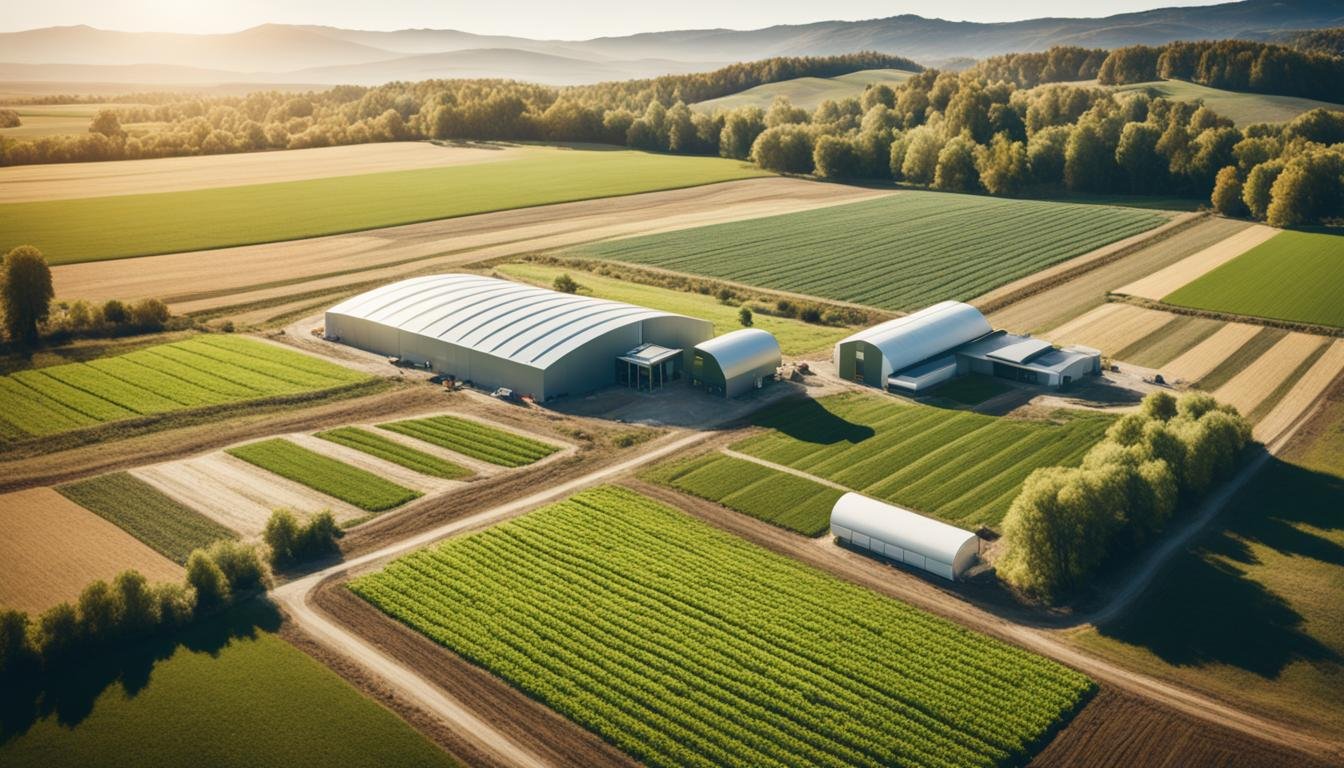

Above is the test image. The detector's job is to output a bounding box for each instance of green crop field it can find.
[495,262,854,355]
[573,192,1168,311]
[316,426,472,480]
[0,335,367,441]
[227,438,420,512]
[1070,391,1344,736]
[0,145,768,264]
[353,485,1093,768]
[734,393,1112,528]
[1109,80,1344,125]
[0,603,457,768]
[57,471,235,563]
[1164,230,1344,329]
[379,415,558,467]
[693,68,918,112]
[648,451,844,536]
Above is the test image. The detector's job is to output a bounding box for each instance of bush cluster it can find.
[263,509,343,568]
[997,391,1251,603]
[0,541,269,679]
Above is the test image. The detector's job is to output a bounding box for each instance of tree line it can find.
[1096,39,1344,103]
[997,391,1251,603]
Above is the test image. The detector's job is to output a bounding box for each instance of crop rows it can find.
[227,438,420,512]
[736,394,1112,528]
[353,486,1093,768]
[58,471,235,563]
[316,427,472,480]
[0,336,367,439]
[575,193,1167,311]
[379,415,558,467]
[650,452,842,536]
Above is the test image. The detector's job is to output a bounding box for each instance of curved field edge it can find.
[351,485,1094,768]
[0,146,768,265]
[572,192,1170,312]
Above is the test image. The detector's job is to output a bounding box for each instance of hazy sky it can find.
[4,0,1225,38]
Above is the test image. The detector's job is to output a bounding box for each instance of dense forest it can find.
[3,43,1343,226]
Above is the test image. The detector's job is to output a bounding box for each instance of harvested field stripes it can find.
[0,335,370,439]
[734,394,1111,527]
[1117,224,1279,301]
[352,486,1093,768]
[315,427,471,480]
[1162,323,1263,384]
[1195,327,1288,391]
[379,415,558,467]
[1114,315,1223,369]
[226,438,420,513]
[57,472,235,564]
[650,452,843,536]
[1044,304,1174,357]
[1212,333,1330,419]
[575,193,1167,311]
[1254,341,1344,442]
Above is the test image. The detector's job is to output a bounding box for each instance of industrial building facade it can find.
[835,301,1100,393]
[325,274,713,401]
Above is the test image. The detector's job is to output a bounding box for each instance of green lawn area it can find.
[1110,80,1344,125]
[0,145,768,265]
[572,191,1169,311]
[378,415,557,468]
[733,393,1112,528]
[1164,230,1344,329]
[926,375,1015,406]
[0,335,368,441]
[1069,389,1344,736]
[226,438,421,512]
[352,485,1092,768]
[647,451,844,536]
[57,471,235,563]
[316,426,472,480]
[0,602,457,768]
[495,262,853,355]
[693,68,918,112]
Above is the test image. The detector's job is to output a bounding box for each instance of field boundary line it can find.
[1114,223,1278,300]
[720,448,852,493]
[1109,294,1344,337]
[972,212,1205,315]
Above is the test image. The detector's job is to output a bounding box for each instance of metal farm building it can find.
[829,493,980,580]
[691,329,782,397]
[325,274,713,401]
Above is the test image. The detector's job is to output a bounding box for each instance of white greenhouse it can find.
[691,328,782,397]
[829,492,980,580]
[324,274,713,401]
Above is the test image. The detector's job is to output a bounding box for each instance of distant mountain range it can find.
[2,0,1343,87]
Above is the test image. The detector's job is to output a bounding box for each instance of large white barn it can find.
[325,274,713,401]
[829,492,980,580]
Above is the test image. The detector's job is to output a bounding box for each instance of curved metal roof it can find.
[694,329,781,381]
[839,301,992,375]
[326,274,700,370]
[830,492,978,566]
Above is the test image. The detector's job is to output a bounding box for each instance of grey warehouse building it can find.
[835,300,1100,393]
[325,274,713,401]
[691,328,782,397]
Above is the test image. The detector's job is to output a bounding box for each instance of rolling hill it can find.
[693,68,917,111]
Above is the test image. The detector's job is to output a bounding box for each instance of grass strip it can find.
[316,426,472,480]
[227,438,420,512]
[57,471,235,563]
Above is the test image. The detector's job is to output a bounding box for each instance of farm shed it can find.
[691,329,782,397]
[834,301,993,388]
[325,274,712,401]
[829,492,979,580]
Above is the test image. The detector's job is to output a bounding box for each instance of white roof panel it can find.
[829,492,978,565]
[694,329,782,380]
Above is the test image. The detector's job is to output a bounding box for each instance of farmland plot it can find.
[574,192,1168,311]
[648,452,843,536]
[379,415,558,467]
[353,486,1093,768]
[58,472,236,564]
[733,393,1112,528]
[226,438,421,512]
[315,426,471,480]
[0,335,368,440]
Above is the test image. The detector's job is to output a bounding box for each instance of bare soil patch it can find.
[1213,332,1330,418]
[1116,223,1279,300]
[1160,322,1262,384]
[50,178,886,316]
[0,487,181,612]
[0,142,520,203]
[1029,686,1330,768]
[132,452,366,536]
[1254,340,1344,443]
[1045,304,1174,355]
